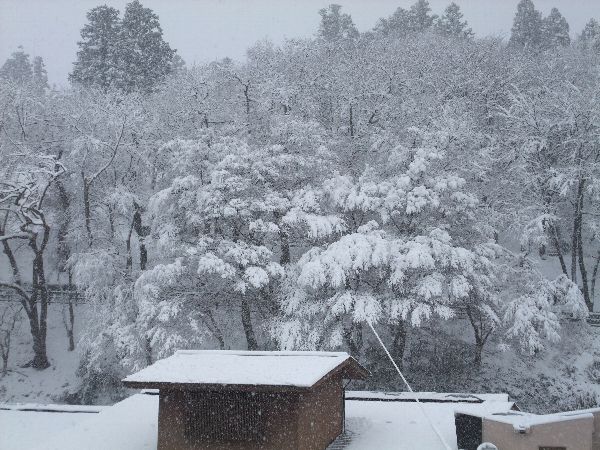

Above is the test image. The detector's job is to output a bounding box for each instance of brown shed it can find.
[123,350,368,450]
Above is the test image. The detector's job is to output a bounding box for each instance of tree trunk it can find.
[145,337,153,366]
[32,248,50,368]
[279,231,290,265]
[576,180,592,310]
[343,322,363,357]
[126,219,134,275]
[241,81,251,136]
[139,239,148,271]
[83,178,93,248]
[465,304,488,368]
[66,300,75,352]
[1,353,7,376]
[22,227,51,369]
[132,202,149,271]
[474,335,484,367]
[550,223,568,277]
[273,212,290,265]
[203,310,225,350]
[571,227,578,282]
[391,320,406,368]
[1,232,49,368]
[55,180,71,270]
[240,296,258,350]
[591,250,600,306]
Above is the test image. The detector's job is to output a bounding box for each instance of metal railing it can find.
[0,284,83,304]
[588,312,600,328]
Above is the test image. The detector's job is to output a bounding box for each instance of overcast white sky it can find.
[1,0,599,87]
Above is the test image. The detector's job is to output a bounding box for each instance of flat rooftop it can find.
[0,391,515,450]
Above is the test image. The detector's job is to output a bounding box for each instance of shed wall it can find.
[157,389,300,450]
[296,377,344,450]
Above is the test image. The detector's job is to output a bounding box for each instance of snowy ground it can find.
[0,404,104,450]
[0,303,85,404]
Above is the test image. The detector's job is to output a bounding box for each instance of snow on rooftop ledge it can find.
[174,350,349,357]
[123,349,367,389]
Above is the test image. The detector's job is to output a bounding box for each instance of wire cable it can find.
[367,320,453,450]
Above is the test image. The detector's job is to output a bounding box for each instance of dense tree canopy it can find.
[70,1,175,92]
[1,0,599,406]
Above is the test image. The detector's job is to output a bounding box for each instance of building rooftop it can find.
[122,350,368,391]
[0,391,516,450]
[456,406,600,431]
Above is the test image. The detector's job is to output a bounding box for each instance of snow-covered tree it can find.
[0,305,22,376]
[498,81,600,310]
[116,0,176,93]
[70,5,121,90]
[0,146,64,369]
[509,0,543,50]
[541,8,570,50]
[579,19,600,52]
[32,56,48,93]
[435,3,473,39]
[2,3,598,398]
[504,275,587,355]
[408,0,437,33]
[317,4,359,43]
[0,46,32,84]
[273,130,504,363]
[375,0,436,36]
[70,1,175,92]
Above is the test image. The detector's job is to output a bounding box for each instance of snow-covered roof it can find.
[0,403,105,413]
[3,391,516,450]
[122,350,368,390]
[346,391,509,403]
[456,408,596,431]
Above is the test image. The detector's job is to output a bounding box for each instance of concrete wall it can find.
[592,410,600,450]
[483,415,594,450]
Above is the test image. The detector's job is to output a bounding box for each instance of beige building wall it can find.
[592,411,600,450]
[483,415,594,450]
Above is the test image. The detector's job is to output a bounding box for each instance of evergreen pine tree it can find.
[579,19,600,52]
[317,4,359,43]
[541,8,570,49]
[435,2,473,38]
[0,46,33,84]
[32,56,49,92]
[375,7,411,37]
[509,0,543,49]
[408,0,436,33]
[170,54,186,74]
[70,5,121,90]
[375,0,436,36]
[116,0,176,93]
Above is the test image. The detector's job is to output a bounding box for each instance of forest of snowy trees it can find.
[1,0,600,405]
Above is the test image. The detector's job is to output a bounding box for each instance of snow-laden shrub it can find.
[587,360,600,384]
